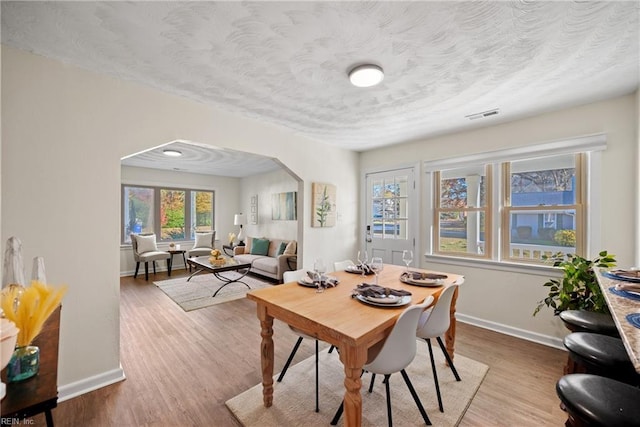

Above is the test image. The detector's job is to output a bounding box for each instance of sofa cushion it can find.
[251,238,270,255]
[194,231,214,249]
[276,241,287,256]
[136,234,158,254]
[251,257,279,275]
[235,254,265,265]
[244,237,253,253]
[284,240,297,255]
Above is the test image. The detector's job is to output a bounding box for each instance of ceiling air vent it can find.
[465,109,500,121]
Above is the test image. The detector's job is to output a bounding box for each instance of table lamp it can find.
[234,213,246,246]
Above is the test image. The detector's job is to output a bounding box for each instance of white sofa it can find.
[233,236,297,282]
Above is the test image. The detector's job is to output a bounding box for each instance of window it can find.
[122,185,214,244]
[425,134,605,265]
[434,165,491,258]
[370,174,410,239]
[503,154,582,262]
[191,191,214,239]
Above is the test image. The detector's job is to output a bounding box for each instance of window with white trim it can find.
[122,185,214,244]
[434,164,492,258]
[425,134,605,265]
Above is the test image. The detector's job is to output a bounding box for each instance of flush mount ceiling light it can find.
[162,149,183,157]
[348,64,384,88]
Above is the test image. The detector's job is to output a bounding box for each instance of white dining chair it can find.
[330,295,435,426]
[415,283,462,412]
[333,259,355,272]
[279,269,324,412]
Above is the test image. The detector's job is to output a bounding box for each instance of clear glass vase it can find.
[7,345,39,382]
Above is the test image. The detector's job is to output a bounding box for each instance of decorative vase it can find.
[7,345,39,382]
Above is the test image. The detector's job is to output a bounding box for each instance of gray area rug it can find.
[226,346,488,426]
[154,272,273,311]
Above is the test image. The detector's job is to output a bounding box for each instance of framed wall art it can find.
[271,192,297,220]
[250,195,258,224]
[312,182,336,227]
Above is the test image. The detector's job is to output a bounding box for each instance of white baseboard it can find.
[58,366,126,403]
[120,266,188,277]
[456,313,565,351]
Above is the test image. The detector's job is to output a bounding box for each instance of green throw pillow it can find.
[250,238,270,256]
[277,242,287,256]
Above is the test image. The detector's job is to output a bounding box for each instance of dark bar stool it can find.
[557,374,640,427]
[563,332,640,386]
[559,310,619,337]
[560,311,620,374]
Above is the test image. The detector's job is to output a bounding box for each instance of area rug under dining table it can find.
[226,346,488,426]
[154,272,273,311]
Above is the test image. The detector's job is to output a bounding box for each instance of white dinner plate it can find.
[400,274,444,287]
[298,278,316,288]
[365,294,401,304]
[355,294,411,307]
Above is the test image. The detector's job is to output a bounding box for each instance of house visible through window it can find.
[503,154,582,262]
[434,164,491,257]
[425,134,605,265]
[122,185,214,244]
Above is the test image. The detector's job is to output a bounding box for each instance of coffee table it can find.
[186,256,252,297]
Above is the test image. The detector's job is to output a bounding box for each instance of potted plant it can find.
[533,250,616,316]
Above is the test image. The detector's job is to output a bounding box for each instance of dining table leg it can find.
[257,304,275,407]
[444,285,459,361]
[339,344,368,427]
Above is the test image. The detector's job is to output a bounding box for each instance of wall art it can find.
[271,192,297,220]
[250,195,258,224]
[312,182,336,227]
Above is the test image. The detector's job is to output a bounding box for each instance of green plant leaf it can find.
[532,250,616,317]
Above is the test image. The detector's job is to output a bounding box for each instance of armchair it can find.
[131,233,171,281]
[187,231,216,271]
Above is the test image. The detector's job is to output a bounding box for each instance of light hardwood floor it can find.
[31,270,567,426]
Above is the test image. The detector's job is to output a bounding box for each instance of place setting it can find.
[350,256,413,307]
[351,283,412,307]
[398,250,447,287]
[344,250,375,276]
[297,258,339,292]
[606,268,640,301]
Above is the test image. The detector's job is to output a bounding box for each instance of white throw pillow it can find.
[136,234,158,253]
[283,240,297,255]
[194,232,213,249]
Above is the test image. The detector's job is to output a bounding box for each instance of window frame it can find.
[121,184,214,245]
[500,154,585,264]
[433,165,493,259]
[423,133,606,266]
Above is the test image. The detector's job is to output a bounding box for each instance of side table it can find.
[1,306,61,426]
[168,249,187,274]
[222,245,236,257]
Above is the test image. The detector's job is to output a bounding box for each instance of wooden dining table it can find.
[246,263,464,427]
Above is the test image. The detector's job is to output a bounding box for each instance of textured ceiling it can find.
[2,1,639,160]
[121,141,282,178]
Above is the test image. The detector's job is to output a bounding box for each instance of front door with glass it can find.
[364,167,417,265]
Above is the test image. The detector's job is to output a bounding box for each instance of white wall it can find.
[1,46,359,393]
[120,166,241,273]
[361,93,639,345]
[240,168,299,243]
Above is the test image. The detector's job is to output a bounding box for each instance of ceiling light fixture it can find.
[163,149,183,157]
[348,64,384,88]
